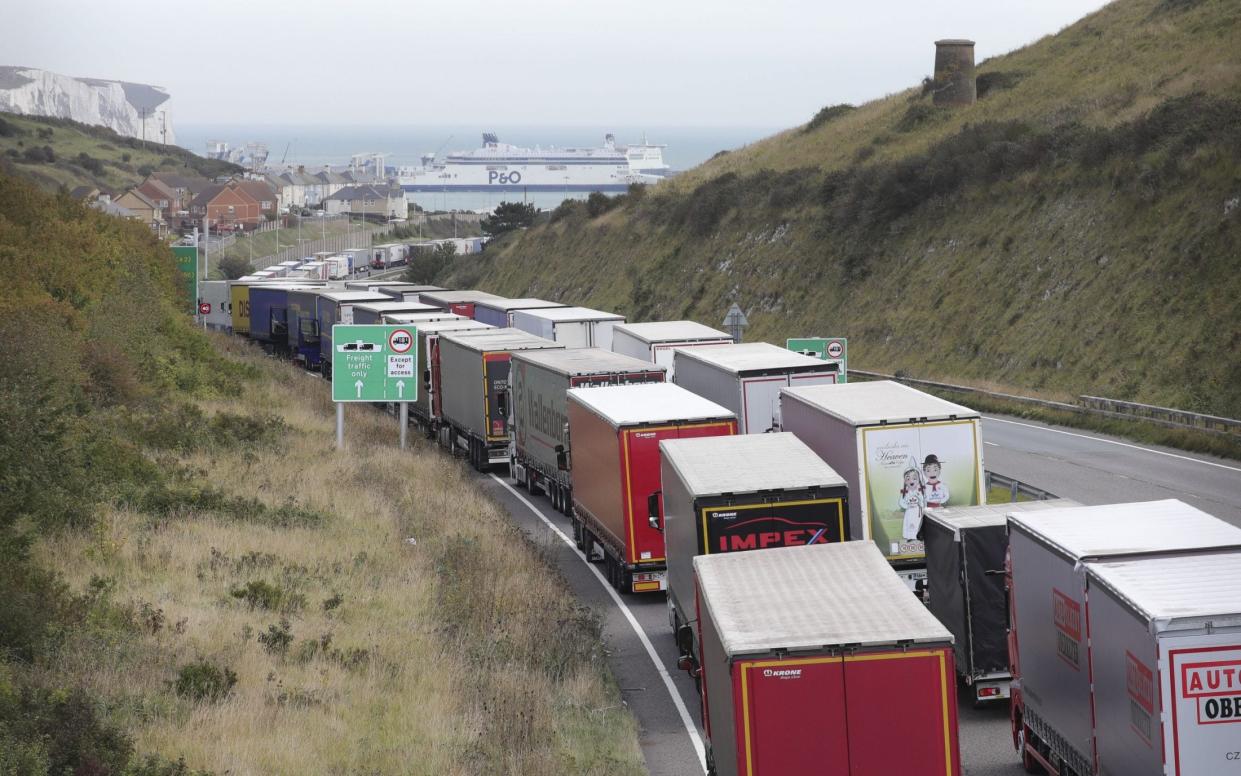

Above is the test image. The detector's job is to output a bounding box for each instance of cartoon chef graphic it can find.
[899,459,926,541]
[923,454,950,509]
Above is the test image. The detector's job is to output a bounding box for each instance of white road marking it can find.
[983,441,998,447]
[984,416,1241,473]
[489,473,708,773]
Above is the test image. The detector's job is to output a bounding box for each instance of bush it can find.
[217,254,254,280]
[258,619,294,655]
[20,145,54,163]
[0,116,20,138]
[77,152,105,176]
[172,660,237,702]
[804,103,855,133]
[895,102,939,132]
[976,71,1025,99]
[585,191,618,218]
[230,579,304,613]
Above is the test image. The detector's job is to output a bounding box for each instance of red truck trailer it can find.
[1007,500,1241,776]
[565,383,736,593]
[418,290,503,319]
[509,347,666,515]
[693,541,960,776]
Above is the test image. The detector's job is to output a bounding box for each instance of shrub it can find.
[76,153,104,176]
[895,102,939,133]
[172,660,237,702]
[217,255,254,280]
[549,198,580,223]
[585,191,617,218]
[976,71,1025,99]
[230,580,304,613]
[124,754,213,776]
[121,153,131,163]
[804,103,855,133]
[0,116,20,138]
[258,619,294,655]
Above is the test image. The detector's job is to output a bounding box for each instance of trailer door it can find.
[735,656,849,775]
[843,648,959,776]
[1161,635,1241,776]
[741,376,789,434]
[554,321,591,348]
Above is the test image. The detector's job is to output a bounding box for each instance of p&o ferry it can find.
[395,133,668,193]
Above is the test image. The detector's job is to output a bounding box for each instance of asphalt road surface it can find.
[475,413,1241,775]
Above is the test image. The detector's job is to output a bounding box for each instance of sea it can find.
[176,124,779,212]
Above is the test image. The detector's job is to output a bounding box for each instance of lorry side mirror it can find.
[647,491,663,530]
[555,444,568,471]
[496,390,509,419]
[423,369,431,391]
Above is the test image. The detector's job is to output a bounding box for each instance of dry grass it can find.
[34,335,643,775]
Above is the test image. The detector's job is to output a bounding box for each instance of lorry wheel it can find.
[572,519,585,551]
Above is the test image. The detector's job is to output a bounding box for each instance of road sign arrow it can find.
[396,380,405,399]
[355,379,364,398]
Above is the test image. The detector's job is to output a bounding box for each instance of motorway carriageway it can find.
[476,413,1241,776]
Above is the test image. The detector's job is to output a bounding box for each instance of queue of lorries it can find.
[205,273,1240,776]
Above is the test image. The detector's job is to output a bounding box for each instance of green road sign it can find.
[787,337,848,383]
[331,324,419,402]
[171,245,197,315]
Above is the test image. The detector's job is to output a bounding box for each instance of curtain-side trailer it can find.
[1007,500,1241,776]
[673,342,838,434]
[1084,550,1241,776]
[419,290,503,319]
[314,291,390,377]
[511,306,625,349]
[693,542,960,776]
[351,301,444,325]
[474,298,566,328]
[659,432,849,668]
[780,380,985,592]
[923,499,1078,706]
[509,348,665,515]
[437,329,562,470]
[611,320,734,378]
[565,383,736,594]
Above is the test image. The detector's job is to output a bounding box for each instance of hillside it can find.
[0,170,642,774]
[447,0,1241,417]
[0,111,238,193]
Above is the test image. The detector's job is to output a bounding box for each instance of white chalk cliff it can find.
[0,66,175,145]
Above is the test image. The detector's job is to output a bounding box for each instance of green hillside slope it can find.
[448,0,1241,417]
[0,112,239,192]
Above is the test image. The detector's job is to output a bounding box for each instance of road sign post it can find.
[786,337,848,382]
[330,324,418,449]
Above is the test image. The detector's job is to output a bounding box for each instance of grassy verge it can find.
[30,335,644,774]
[214,217,378,268]
[987,486,1035,505]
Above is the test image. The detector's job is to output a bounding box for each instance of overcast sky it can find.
[7,0,1111,127]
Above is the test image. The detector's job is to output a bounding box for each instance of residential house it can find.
[189,181,263,229]
[69,186,101,202]
[136,176,180,221]
[233,178,278,220]
[286,169,322,206]
[114,188,165,232]
[322,185,406,219]
[149,171,211,205]
[314,170,349,202]
[89,196,133,218]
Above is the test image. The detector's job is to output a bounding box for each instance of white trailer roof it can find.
[511,347,662,377]
[1009,500,1241,560]
[385,313,469,324]
[316,291,390,303]
[925,499,1081,534]
[411,319,491,333]
[660,432,846,497]
[673,342,831,373]
[352,301,442,314]
[781,380,979,426]
[695,542,952,657]
[516,306,624,323]
[475,298,566,313]
[419,290,503,304]
[567,383,734,427]
[439,328,562,353]
[614,320,732,344]
[1086,551,1241,631]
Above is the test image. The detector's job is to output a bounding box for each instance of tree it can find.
[404,242,457,284]
[217,255,254,280]
[480,201,536,237]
